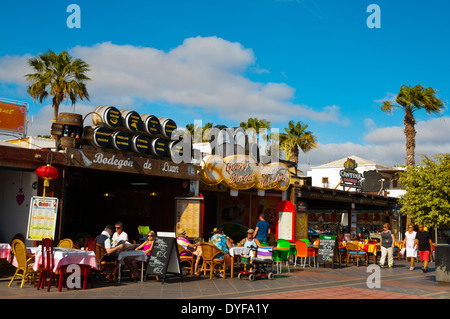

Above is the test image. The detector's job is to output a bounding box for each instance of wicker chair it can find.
[94,243,117,282]
[346,242,368,266]
[177,244,194,275]
[199,242,226,279]
[57,238,74,248]
[8,239,38,288]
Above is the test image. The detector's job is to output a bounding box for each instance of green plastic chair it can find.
[137,225,150,243]
[273,239,291,273]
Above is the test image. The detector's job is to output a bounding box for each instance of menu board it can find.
[317,235,337,267]
[26,196,59,240]
[176,197,203,238]
[276,200,295,242]
[145,236,182,283]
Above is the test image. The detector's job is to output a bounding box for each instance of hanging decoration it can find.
[36,164,60,201]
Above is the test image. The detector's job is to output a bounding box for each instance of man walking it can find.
[414,224,433,272]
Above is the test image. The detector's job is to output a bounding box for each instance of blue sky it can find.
[1,0,449,172]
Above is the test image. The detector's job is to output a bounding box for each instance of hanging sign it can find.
[0,101,27,135]
[201,155,290,191]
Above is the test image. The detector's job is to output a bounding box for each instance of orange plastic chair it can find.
[294,240,316,268]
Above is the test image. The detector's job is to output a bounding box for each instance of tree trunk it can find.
[404,110,416,167]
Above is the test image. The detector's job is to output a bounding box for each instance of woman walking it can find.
[403,224,417,270]
[379,223,395,268]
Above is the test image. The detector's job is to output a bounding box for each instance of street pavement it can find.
[1,258,448,316]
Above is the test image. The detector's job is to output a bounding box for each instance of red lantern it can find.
[36,164,60,200]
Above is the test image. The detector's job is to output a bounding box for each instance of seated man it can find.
[238,229,261,249]
[95,225,125,261]
[112,221,129,247]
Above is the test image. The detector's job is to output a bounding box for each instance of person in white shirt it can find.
[112,221,129,247]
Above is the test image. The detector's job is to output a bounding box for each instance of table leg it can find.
[141,262,144,283]
[231,257,234,279]
[118,264,121,283]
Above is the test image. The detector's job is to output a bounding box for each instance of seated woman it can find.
[177,229,202,275]
[123,230,155,280]
[209,227,233,276]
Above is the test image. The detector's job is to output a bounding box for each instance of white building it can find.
[307,155,406,198]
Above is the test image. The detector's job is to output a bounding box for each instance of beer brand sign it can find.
[339,158,363,189]
[201,155,290,191]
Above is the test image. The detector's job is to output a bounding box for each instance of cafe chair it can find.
[199,242,226,279]
[57,238,74,249]
[37,238,59,291]
[138,225,150,243]
[94,243,117,282]
[273,239,291,274]
[84,238,96,251]
[294,240,316,268]
[177,244,194,275]
[345,242,368,267]
[8,239,38,288]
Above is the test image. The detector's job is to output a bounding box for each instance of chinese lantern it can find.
[36,164,60,200]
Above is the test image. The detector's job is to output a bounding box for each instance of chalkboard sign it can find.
[317,235,337,267]
[145,236,182,283]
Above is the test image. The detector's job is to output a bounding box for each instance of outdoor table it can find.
[229,246,251,279]
[0,243,11,262]
[117,250,147,282]
[33,247,98,291]
[340,242,380,264]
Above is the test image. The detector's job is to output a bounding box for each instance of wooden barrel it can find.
[121,109,142,133]
[57,113,83,127]
[92,105,122,129]
[60,136,81,149]
[140,114,161,137]
[131,134,150,154]
[168,140,184,159]
[110,131,130,151]
[158,117,177,139]
[83,126,111,148]
[149,137,168,157]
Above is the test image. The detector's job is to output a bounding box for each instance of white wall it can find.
[0,169,37,246]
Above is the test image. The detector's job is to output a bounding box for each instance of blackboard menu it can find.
[145,236,182,283]
[317,235,337,267]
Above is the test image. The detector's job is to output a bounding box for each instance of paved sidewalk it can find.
[1,259,449,300]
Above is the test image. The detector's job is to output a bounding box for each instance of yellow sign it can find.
[201,155,290,191]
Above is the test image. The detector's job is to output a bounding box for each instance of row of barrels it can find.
[51,107,182,158]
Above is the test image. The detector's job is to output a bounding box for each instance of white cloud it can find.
[0,37,348,126]
[298,116,450,174]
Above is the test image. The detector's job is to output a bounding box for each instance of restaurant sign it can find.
[201,154,290,191]
[0,100,27,136]
[339,158,363,189]
[66,145,200,180]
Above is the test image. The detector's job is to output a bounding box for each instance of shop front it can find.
[295,185,399,241]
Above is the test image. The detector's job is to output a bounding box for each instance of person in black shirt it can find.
[414,224,433,272]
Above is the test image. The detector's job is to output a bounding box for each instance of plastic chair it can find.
[37,238,58,291]
[294,240,316,268]
[57,238,74,248]
[345,242,368,267]
[177,244,194,275]
[8,239,38,288]
[138,226,150,243]
[199,242,226,279]
[273,239,291,273]
[84,238,96,251]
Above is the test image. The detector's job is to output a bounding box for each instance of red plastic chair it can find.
[37,238,58,291]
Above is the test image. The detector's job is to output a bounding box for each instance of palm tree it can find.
[381,84,444,166]
[25,50,91,124]
[185,122,213,143]
[280,120,317,165]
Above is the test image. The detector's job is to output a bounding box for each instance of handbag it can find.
[400,247,406,256]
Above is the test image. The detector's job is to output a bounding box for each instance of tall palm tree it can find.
[381,84,444,167]
[280,120,317,165]
[25,50,91,124]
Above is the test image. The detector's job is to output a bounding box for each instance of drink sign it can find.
[317,235,338,268]
[145,236,182,283]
